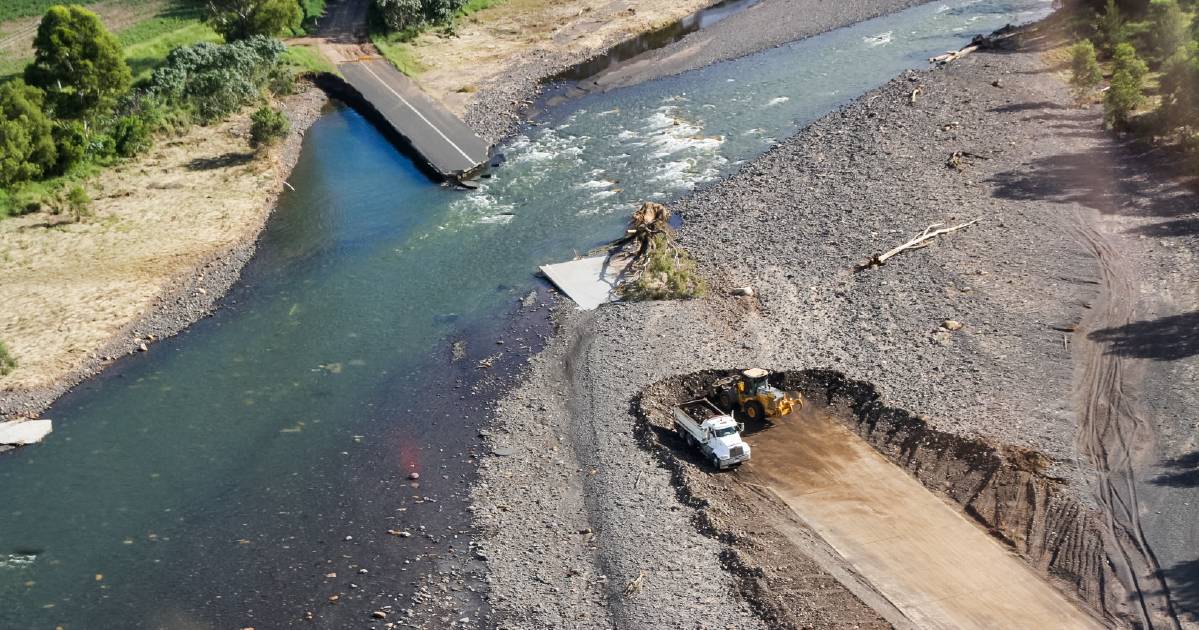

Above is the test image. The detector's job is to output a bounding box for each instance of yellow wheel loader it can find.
[712,368,802,421]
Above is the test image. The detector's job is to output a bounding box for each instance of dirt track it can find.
[744,403,1102,630]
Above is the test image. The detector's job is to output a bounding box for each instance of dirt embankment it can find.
[473,19,1199,629]
[397,0,923,143]
[636,370,1125,626]
[0,86,328,420]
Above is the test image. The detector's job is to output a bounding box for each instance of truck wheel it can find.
[744,401,766,421]
[710,454,722,471]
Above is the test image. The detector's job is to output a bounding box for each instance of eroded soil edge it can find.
[636,369,1128,627]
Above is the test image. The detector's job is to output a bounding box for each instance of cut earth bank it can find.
[473,19,1199,630]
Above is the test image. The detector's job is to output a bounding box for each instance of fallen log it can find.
[855,219,980,271]
[930,45,978,65]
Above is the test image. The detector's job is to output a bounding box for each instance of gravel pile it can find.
[473,43,1124,627]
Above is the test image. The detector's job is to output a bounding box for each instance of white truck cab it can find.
[672,399,751,470]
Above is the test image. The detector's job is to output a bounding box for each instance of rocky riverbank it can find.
[456,0,925,144]
[0,85,328,421]
[471,17,1199,629]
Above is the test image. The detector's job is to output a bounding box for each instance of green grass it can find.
[124,21,221,83]
[371,34,427,75]
[0,340,15,376]
[0,162,102,218]
[117,2,204,47]
[0,0,137,23]
[457,0,505,19]
[283,44,336,75]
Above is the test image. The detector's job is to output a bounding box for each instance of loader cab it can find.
[740,368,771,394]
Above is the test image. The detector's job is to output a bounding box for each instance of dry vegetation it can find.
[399,0,713,114]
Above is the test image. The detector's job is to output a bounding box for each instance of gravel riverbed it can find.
[470,25,1199,628]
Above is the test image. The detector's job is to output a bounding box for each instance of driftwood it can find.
[930,45,979,65]
[855,219,980,271]
[930,24,1021,65]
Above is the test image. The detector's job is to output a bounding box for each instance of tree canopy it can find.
[24,5,131,119]
[205,0,301,41]
[0,81,58,187]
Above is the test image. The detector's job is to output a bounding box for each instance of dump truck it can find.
[672,399,751,470]
[713,368,801,421]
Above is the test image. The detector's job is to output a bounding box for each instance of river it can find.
[0,1,1051,627]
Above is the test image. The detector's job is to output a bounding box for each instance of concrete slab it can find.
[540,255,632,310]
[0,419,52,446]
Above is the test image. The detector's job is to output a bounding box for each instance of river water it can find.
[0,1,1051,627]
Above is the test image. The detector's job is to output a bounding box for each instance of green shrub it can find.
[1094,0,1128,55]
[618,234,708,301]
[24,5,132,119]
[52,120,89,174]
[422,0,464,24]
[64,185,91,221]
[1148,0,1189,61]
[206,0,302,41]
[1161,46,1199,128]
[1069,40,1103,102]
[0,340,15,377]
[113,116,153,157]
[376,0,425,31]
[1106,43,1149,128]
[148,37,286,122]
[249,106,290,148]
[0,80,57,187]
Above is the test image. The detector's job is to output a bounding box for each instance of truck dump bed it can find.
[678,399,724,421]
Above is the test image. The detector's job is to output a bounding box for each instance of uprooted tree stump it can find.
[612,202,707,301]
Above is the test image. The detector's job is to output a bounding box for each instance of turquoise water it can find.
[0,1,1051,627]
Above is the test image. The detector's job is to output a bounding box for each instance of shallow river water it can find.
[0,1,1051,626]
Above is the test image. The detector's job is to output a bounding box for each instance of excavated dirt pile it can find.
[636,369,1128,626]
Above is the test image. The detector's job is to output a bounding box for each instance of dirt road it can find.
[742,405,1103,630]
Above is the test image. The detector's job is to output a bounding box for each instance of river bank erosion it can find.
[2,0,1196,628]
[474,13,1199,630]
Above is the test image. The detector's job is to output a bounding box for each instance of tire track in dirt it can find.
[1071,209,1181,630]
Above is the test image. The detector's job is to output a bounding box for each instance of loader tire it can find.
[717,389,736,412]
[744,401,766,421]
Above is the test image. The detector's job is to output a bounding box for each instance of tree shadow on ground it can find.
[1128,217,1199,239]
[187,152,255,170]
[989,101,1067,114]
[1151,451,1199,488]
[988,141,1197,219]
[1158,559,1199,622]
[1087,311,1199,361]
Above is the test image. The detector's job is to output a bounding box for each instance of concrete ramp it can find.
[337,58,490,178]
[540,255,632,310]
[0,419,52,446]
[744,407,1103,630]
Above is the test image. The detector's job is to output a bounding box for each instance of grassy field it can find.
[371,34,427,75]
[0,0,139,23]
[1,0,218,82]
[283,43,337,75]
[124,20,220,81]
